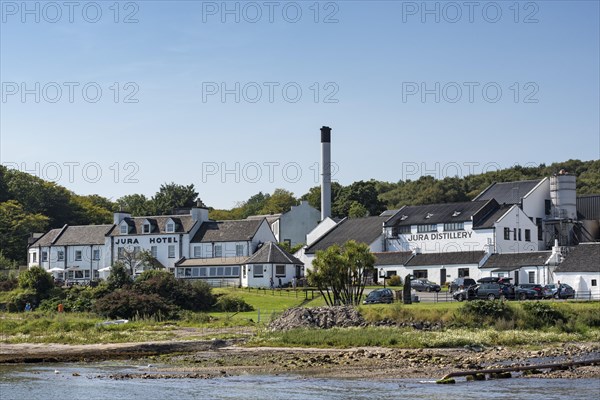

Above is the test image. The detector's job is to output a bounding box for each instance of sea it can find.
[1,362,599,400]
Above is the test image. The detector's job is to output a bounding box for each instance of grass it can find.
[251,326,600,348]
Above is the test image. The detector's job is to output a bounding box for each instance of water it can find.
[1,363,599,400]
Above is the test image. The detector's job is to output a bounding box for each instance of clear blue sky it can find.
[1,0,599,209]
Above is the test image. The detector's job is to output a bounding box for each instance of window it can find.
[458,268,470,278]
[184,268,192,277]
[525,229,531,242]
[193,246,201,258]
[253,264,263,278]
[57,250,64,261]
[118,247,124,260]
[392,225,411,236]
[120,224,128,234]
[42,251,48,262]
[386,270,397,278]
[536,218,543,241]
[143,224,151,234]
[168,245,175,258]
[93,249,100,260]
[443,222,464,231]
[31,253,37,263]
[513,228,517,241]
[504,227,510,240]
[528,271,535,284]
[592,279,597,287]
[166,222,175,233]
[75,251,82,261]
[545,200,552,215]
[94,270,99,279]
[214,244,222,258]
[518,229,522,241]
[84,270,90,278]
[236,244,244,256]
[417,224,437,233]
[133,246,141,255]
[275,265,285,277]
[151,246,158,258]
[413,270,428,279]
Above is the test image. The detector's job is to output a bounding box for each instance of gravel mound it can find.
[268,306,366,331]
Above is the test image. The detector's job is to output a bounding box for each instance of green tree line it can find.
[1,159,598,265]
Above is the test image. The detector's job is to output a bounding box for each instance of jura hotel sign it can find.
[115,237,178,245]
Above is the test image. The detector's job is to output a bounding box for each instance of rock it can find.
[268,306,365,331]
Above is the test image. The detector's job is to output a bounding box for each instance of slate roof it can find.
[247,214,282,225]
[481,252,552,271]
[112,215,197,236]
[473,205,513,229]
[29,228,63,247]
[384,200,491,227]
[380,209,399,217]
[176,256,248,267]
[373,251,414,266]
[245,242,303,265]
[191,219,265,243]
[305,216,387,254]
[554,243,600,273]
[405,251,486,266]
[54,225,114,245]
[473,179,544,205]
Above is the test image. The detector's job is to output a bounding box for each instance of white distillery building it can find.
[553,242,600,299]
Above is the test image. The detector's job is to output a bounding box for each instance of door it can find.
[514,270,519,285]
[440,269,447,286]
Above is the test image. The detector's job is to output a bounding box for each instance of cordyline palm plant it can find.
[308,240,375,306]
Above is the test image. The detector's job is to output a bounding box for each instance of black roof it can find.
[473,179,544,205]
[405,251,486,266]
[54,225,114,245]
[384,200,493,227]
[192,219,265,243]
[112,215,197,236]
[473,205,513,229]
[554,243,600,273]
[481,252,552,271]
[305,216,387,254]
[245,242,303,265]
[373,251,413,266]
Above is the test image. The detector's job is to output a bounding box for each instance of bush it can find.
[520,302,566,329]
[0,276,18,292]
[214,295,254,312]
[18,266,54,297]
[387,275,402,287]
[93,289,177,320]
[106,262,133,290]
[134,271,214,312]
[460,300,514,325]
[4,289,38,312]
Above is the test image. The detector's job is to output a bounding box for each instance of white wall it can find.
[552,272,600,300]
[279,201,321,246]
[242,263,297,288]
[521,178,550,249]
[494,206,539,253]
[112,234,185,269]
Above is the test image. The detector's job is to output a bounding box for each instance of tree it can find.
[116,194,152,216]
[18,266,54,296]
[106,262,133,290]
[332,181,385,218]
[0,200,48,262]
[260,188,297,214]
[348,201,369,218]
[308,240,375,306]
[150,182,200,215]
[118,248,157,276]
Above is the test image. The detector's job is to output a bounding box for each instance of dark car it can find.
[454,283,537,301]
[363,288,394,304]
[453,285,478,301]
[449,277,477,293]
[516,284,545,299]
[410,279,441,292]
[544,283,576,299]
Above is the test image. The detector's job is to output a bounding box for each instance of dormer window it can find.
[120,223,128,234]
[143,223,151,234]
[166,222,175,233]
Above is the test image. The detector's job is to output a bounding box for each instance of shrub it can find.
[387,275,402,287]
[93,289,177,320]
[134,271,214,312]
[4,289,38,312]
[18,266,54,297]
[0,276,18,292]
[106,262,133,290]
[460,300,514,325]
[520,301,566,329]
[214,295,254,312]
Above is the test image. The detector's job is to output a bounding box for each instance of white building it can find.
[479,251,558,285]
[553,242,600,299]
[28,224,113,282]
[247,201,321,247]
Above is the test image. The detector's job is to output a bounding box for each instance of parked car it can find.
[477,276,513,285]
[453,285,479,301]
[410,279,441,292]
[454,283,537,301]
[363,288,394,304]
[544,283,576,299]
[449,277,477,293]
[516,284,545,299]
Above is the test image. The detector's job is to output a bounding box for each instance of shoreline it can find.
[1,339,599,380]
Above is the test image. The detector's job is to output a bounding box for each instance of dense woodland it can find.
[1,159,598,266]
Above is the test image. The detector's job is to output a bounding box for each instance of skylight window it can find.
[452,211,462,217]
[425,213,434,219]
[400,215,408,221]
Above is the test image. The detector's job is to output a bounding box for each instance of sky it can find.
[1,0,599,209]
